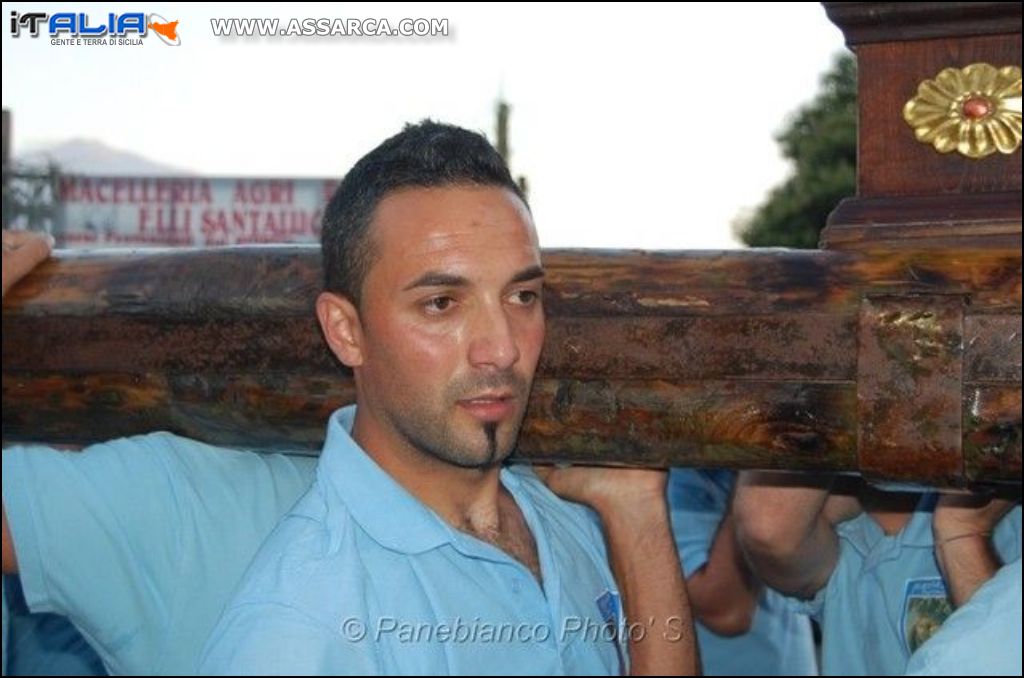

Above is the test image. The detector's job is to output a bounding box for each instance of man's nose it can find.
[467,303,521,371]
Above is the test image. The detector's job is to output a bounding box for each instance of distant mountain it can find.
[15,138,193,176]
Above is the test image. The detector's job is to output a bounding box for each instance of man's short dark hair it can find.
[321,120,529,304]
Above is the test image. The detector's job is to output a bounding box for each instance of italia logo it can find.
[9,11,181,46]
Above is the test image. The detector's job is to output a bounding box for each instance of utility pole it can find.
[494,98,529,198]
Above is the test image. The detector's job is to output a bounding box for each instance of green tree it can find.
[737,52,857,248]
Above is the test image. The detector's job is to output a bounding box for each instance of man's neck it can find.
[861,487,919,535]
[351,410,542,581]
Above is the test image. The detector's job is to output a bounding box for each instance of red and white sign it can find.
[56,176,339,247]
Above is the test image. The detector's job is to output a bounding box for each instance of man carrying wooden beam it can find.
[2,227,320,676]
[198,120,694,676]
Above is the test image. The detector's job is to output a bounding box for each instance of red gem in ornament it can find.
[962,96,991,120]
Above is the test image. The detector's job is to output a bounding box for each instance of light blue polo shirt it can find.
[667,469,816,676]
[906,557,1022,676]
[201,406,625,676]
[2,434,317,675]
[786,494,1021,675]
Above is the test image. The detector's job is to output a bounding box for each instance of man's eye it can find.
[511,290,539,305]
[425,296,454,313]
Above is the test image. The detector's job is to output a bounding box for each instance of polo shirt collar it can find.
[316,406,547,563]
[838,492,939,557]
[317,406,454,554]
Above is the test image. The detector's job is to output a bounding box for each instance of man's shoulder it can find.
[130,433,320,485]
[223,483,366,617]
[200,500,381,674]
[7,432,318,483]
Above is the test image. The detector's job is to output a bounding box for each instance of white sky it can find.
[2,2,848,249]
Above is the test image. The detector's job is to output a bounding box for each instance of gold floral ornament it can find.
[903,63,1022,159]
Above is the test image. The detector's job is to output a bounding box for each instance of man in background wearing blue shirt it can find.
[0,221,318,677]
[733,473,1020,675]
[667,469,817,675]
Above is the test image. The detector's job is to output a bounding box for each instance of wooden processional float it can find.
[2,3,1021,488]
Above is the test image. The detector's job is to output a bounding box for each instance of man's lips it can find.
[456,394,516,422]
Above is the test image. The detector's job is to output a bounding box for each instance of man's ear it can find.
[316,291,365,368]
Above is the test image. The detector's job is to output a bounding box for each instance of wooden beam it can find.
[3,246,1020,487]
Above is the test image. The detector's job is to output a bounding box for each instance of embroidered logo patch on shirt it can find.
[595,589,621,629]
[901,577,952,655]
[596,589,626,673]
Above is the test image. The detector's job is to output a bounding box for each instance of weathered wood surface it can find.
[3,246,1020,486]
